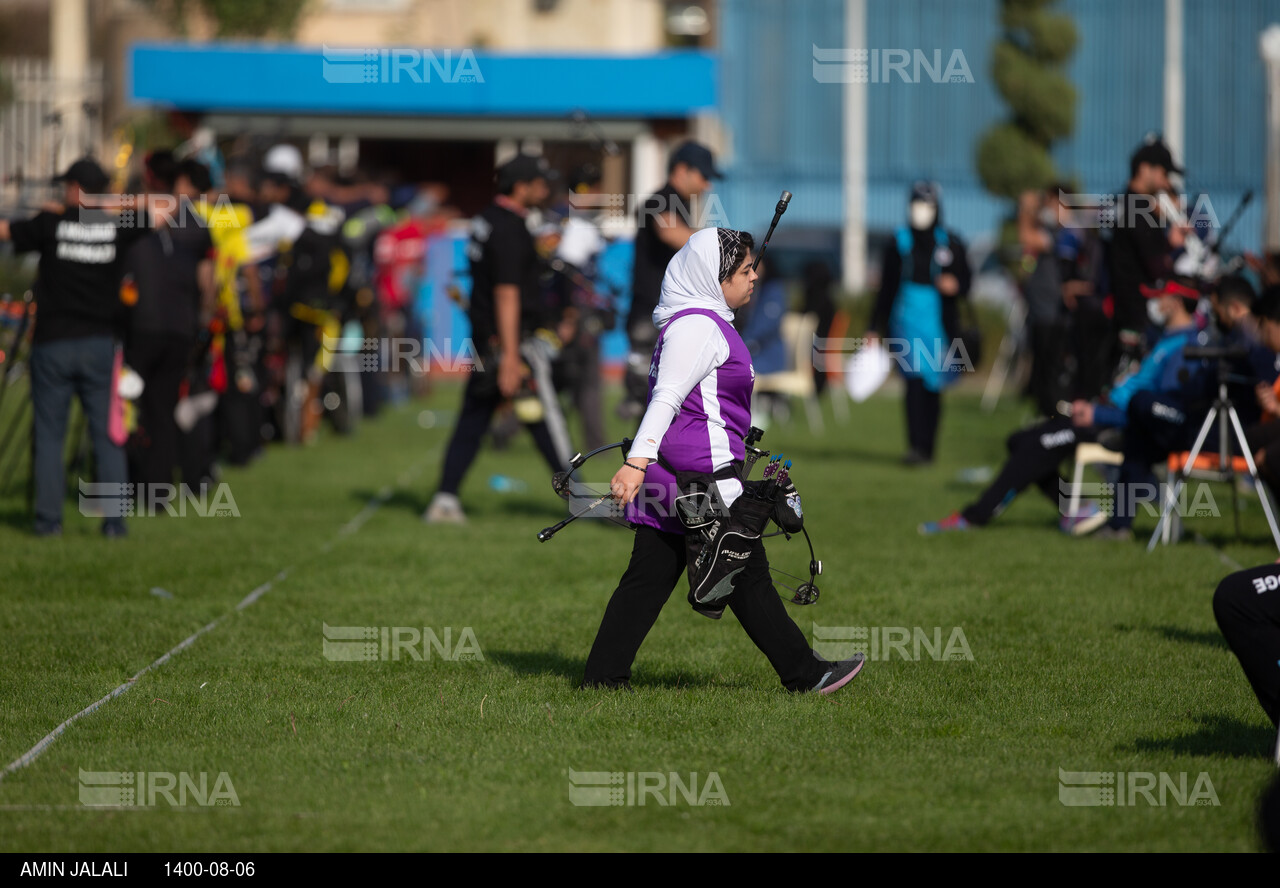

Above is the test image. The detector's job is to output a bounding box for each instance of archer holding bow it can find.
[580,228,865,694]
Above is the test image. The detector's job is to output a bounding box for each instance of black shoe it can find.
[102,522,128,539]
[34,524,62,538]
[901,450,932,467]
[812,653,866,695]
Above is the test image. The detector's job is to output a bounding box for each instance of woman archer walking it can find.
[580,228,865,694]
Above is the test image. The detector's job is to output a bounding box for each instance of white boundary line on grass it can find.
[1191,532,1245,572]
[0,457,431,782]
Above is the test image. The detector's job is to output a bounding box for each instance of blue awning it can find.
[129,43,717,118]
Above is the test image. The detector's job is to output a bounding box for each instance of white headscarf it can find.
[652,228,736,327]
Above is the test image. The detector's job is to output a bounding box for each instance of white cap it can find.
[263,144,304,181]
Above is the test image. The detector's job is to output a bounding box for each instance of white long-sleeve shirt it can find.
[629,313,743,505]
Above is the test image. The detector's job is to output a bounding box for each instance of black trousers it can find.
[1108,391,1192,530]
[961,416,1090,526]
[582,525,827,692]
[126,333,193,488]
[1070,298,1112,402]
[1029,320,1070,417]
[219,383,262,466]
[437,371,565,496]
[905,377,941,460]
[1213,564,1280,728]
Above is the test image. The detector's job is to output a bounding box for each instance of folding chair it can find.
[1065,441,1124,522]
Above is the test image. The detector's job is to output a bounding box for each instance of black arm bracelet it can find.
[623,460,647,473]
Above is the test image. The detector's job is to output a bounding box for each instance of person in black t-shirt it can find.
[423,154,568,524]
[0,157,150,536]
[124,157,216,490]
[1109,137,1189,362]
[619,141,719,419]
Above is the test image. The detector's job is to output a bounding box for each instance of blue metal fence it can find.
[717,0,1280,260]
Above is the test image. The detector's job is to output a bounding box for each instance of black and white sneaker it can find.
[812,653,866,695]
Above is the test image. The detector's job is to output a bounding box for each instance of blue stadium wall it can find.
[717,0,1279,263]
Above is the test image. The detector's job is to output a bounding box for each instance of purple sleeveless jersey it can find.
[626,308,754,533]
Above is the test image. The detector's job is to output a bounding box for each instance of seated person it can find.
[1244,287,1280,492]
[919,281,1202,535]
[1103,276,1280,538]
[1213,275,1275,426]
[1097,278,1217,539]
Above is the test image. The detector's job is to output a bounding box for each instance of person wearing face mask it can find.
[1091,278,1208,540]
[869,180,972,465]
[920,280,1201,536]
[1108,137,1189,365]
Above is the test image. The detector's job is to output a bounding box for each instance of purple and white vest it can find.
[626,307,754,533]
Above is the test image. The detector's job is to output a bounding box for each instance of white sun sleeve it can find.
[243,204,307,263]
[629,314,731,464]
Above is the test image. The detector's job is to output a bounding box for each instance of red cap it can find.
[1139,279,1201,300]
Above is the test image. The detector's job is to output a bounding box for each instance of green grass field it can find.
[1,382,1277,852]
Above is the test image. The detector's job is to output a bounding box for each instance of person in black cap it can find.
[869,180,972,465]
[0,157,151,536]
[1109,135,1190,364]
[619,140,720,420]
[423,153,569,524]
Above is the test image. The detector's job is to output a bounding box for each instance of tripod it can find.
[1148,358,1280,553]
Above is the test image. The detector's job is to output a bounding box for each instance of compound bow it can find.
[537,429,822,606]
